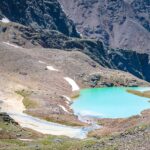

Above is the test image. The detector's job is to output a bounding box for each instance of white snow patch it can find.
[46,66,59,71]
[38,60,46,64]
[0,17,10,23]
[3,42,22,49]
[59,105,70,113]
[65,101,70,104]
[18,138,33,142]
[64,77,80,91]
[62,95,71,102]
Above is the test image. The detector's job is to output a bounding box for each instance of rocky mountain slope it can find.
[58,0,150,53]
[1,42,147,124]
[0,0,80,38]
[0,0,150,83]
[0,0,150,149]
[1,21,150,82]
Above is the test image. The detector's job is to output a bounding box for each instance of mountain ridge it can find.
[58,0,150,53]
[0,0,80,38]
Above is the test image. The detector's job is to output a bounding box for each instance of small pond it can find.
[71,87,150,118]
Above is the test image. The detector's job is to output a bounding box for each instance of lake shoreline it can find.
[1,87,150,139]
[127,89,150,99]
[0,91,101,139]
[71,87,150,119]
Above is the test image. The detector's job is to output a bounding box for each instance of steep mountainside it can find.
[58,0,150,53]
[0,0,80,37]
[1,21,150,82]
[0,0,150,83]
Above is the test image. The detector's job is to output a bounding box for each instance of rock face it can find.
[0,22,70,49]
[107,49,150,81]
[58,0,150,53]
[0,113,17,125]
[0,0,80,38]
[63,39,150,82]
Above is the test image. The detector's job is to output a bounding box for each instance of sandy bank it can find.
[0,92,99,139]
[127,89,150,99]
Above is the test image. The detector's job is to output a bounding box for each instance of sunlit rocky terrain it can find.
[0,0,150,149]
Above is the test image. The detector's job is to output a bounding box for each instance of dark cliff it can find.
[0,0,80,37]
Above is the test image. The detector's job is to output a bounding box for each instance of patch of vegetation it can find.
[15,90,38,109]
[0,135,120,150]
[37,136,98,150]
[1,139,27,146]
[71,90,80,99]
[125,124,149,135]
[127,89,150,98]
[1,123,150,150]
[0,114,39,140]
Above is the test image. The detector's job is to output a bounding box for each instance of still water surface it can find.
[72,87,150,118]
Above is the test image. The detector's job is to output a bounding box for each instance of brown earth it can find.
[90,109,150,138]
[127,89,150,99]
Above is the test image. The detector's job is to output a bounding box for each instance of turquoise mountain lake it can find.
[71,87,150,118]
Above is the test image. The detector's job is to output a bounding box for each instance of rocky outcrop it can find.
[108,49,150,81]
[63,39,150,82]
[58,0,150,53]
[0,0,80,38]
[0,22,69,49]
[83,70,148,88]
[0,113,17,125]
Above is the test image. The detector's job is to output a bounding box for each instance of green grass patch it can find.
[15,90,38,109]
[125,124,149,135]
[37,136,97,150]
[1,139,27,146]
[127,89,150,98]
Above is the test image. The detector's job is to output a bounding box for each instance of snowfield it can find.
[3,42,22,49]
[0,17,10,23]
[64,77,80,91]
[46,66,59,71]
[59,105,70,113]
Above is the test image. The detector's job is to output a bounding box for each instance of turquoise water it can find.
[71,87,150,118]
